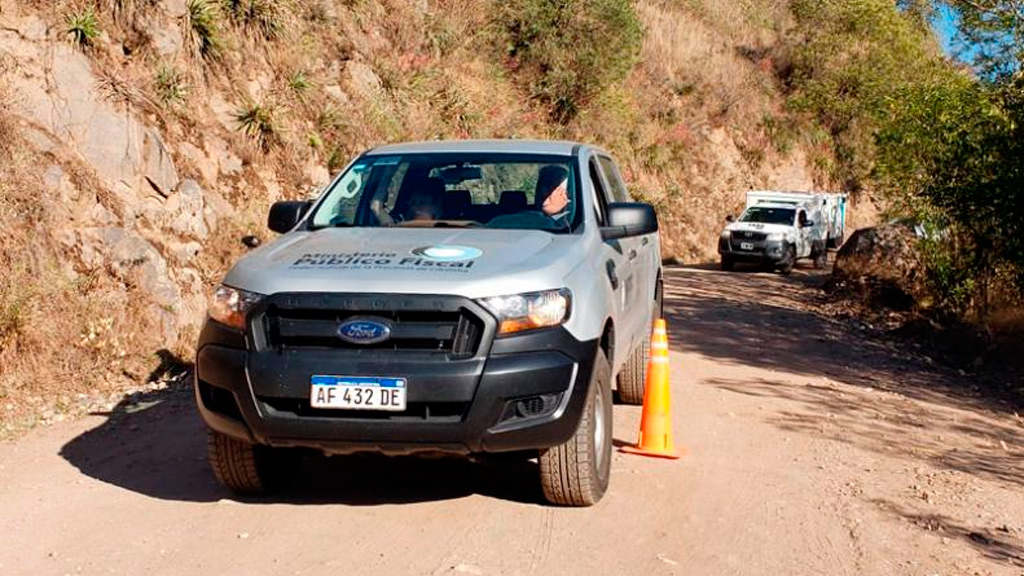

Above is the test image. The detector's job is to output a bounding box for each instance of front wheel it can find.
[207,430,299,494]
[720,256,735,271]
[777,245,796,276]
[540,349,613,506]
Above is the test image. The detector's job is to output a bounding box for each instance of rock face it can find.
[832,223,925,308]
[2,33,180,196]
[0,13,204,344]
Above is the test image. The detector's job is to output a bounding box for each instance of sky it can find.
[930,3,982,65]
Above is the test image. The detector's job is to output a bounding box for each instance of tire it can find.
[654,276,664,319]
[777,245,796,276]
[207,429,298,494]
[812,246,828,270]
[617,335,648,405]
[720,256,735,271]
[540,349,613,507]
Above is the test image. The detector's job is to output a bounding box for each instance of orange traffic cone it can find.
[621,319,681,459]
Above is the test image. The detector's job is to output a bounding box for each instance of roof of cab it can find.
[365,139,589,156]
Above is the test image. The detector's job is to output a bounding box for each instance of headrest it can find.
[445,189,471,207]
[499,190,527,211]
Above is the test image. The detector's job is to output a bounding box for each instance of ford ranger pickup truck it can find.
[195,140,663,506]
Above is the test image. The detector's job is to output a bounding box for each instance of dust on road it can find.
[1,266,1022,575]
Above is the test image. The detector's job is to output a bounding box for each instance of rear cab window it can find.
[597,156,630,203]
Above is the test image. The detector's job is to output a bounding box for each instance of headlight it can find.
[481,289,571,335]
[720,230,732,239]
[767,232,786,241]
[208,285,264,329]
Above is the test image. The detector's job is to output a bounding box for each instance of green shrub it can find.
[496,0,642,123]
[289,70,312,94]
[234,101,277,150]
[222,0,285,40]
[65,8,99,47]
[187,0,222,58]
[154,65,189,106]
[326,145,346,172]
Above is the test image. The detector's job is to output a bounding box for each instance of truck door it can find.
[588,156,640,368]
[598,155,654,328]
[797,210,812,257]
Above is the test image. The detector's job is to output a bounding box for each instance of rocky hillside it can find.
[0,0,865,432]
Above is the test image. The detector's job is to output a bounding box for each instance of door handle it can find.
[628,249,638,260]
[641,237,649,246]
[605,260,619,290]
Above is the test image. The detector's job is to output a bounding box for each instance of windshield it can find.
[740,207,795,225]
[309,153,580,233]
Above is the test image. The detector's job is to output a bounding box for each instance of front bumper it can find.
[194,311,599,456]
[718,237,787,262]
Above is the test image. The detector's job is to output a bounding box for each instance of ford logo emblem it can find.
[337,317,392,345]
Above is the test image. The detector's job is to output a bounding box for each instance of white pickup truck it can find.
[718,190,847,274]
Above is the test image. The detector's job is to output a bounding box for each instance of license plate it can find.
[741,242,754,250]
[310,375,407,411]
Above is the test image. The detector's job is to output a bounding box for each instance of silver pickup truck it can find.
[195,140,663,506]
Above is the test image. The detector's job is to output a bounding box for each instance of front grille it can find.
[260,303,483,358]
[730,230,767,251]
[259,397,467,423]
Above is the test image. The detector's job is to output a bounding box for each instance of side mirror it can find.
[805,220,815,228]
[726,215,735,223]
[601,202,659,241]
[268,201,312,233]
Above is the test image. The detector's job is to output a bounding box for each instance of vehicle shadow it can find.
[59,366,543,506]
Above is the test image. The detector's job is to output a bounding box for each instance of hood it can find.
[224,227,583,298]
[725,221,794,236]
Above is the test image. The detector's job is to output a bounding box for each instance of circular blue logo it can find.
[337,317,393,345]
[411,245,483,262]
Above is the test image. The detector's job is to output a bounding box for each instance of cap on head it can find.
[535,165,569,208]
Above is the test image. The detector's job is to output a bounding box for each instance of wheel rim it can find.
[593,387,607,471]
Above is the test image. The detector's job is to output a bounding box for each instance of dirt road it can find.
[2,267,1022,575]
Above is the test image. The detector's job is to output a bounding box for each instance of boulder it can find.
[149,26,183,58]
[97,227,182,311]
[832,223,925,308]
[345,61,384,99]
[202,189,235,234]
[165,179,209,239]
[159,0,189,18]
[143,128,179,196]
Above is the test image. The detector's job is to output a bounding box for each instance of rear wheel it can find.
[617,335,648,405]
[207,430,299,494]
[540,349,612,507]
